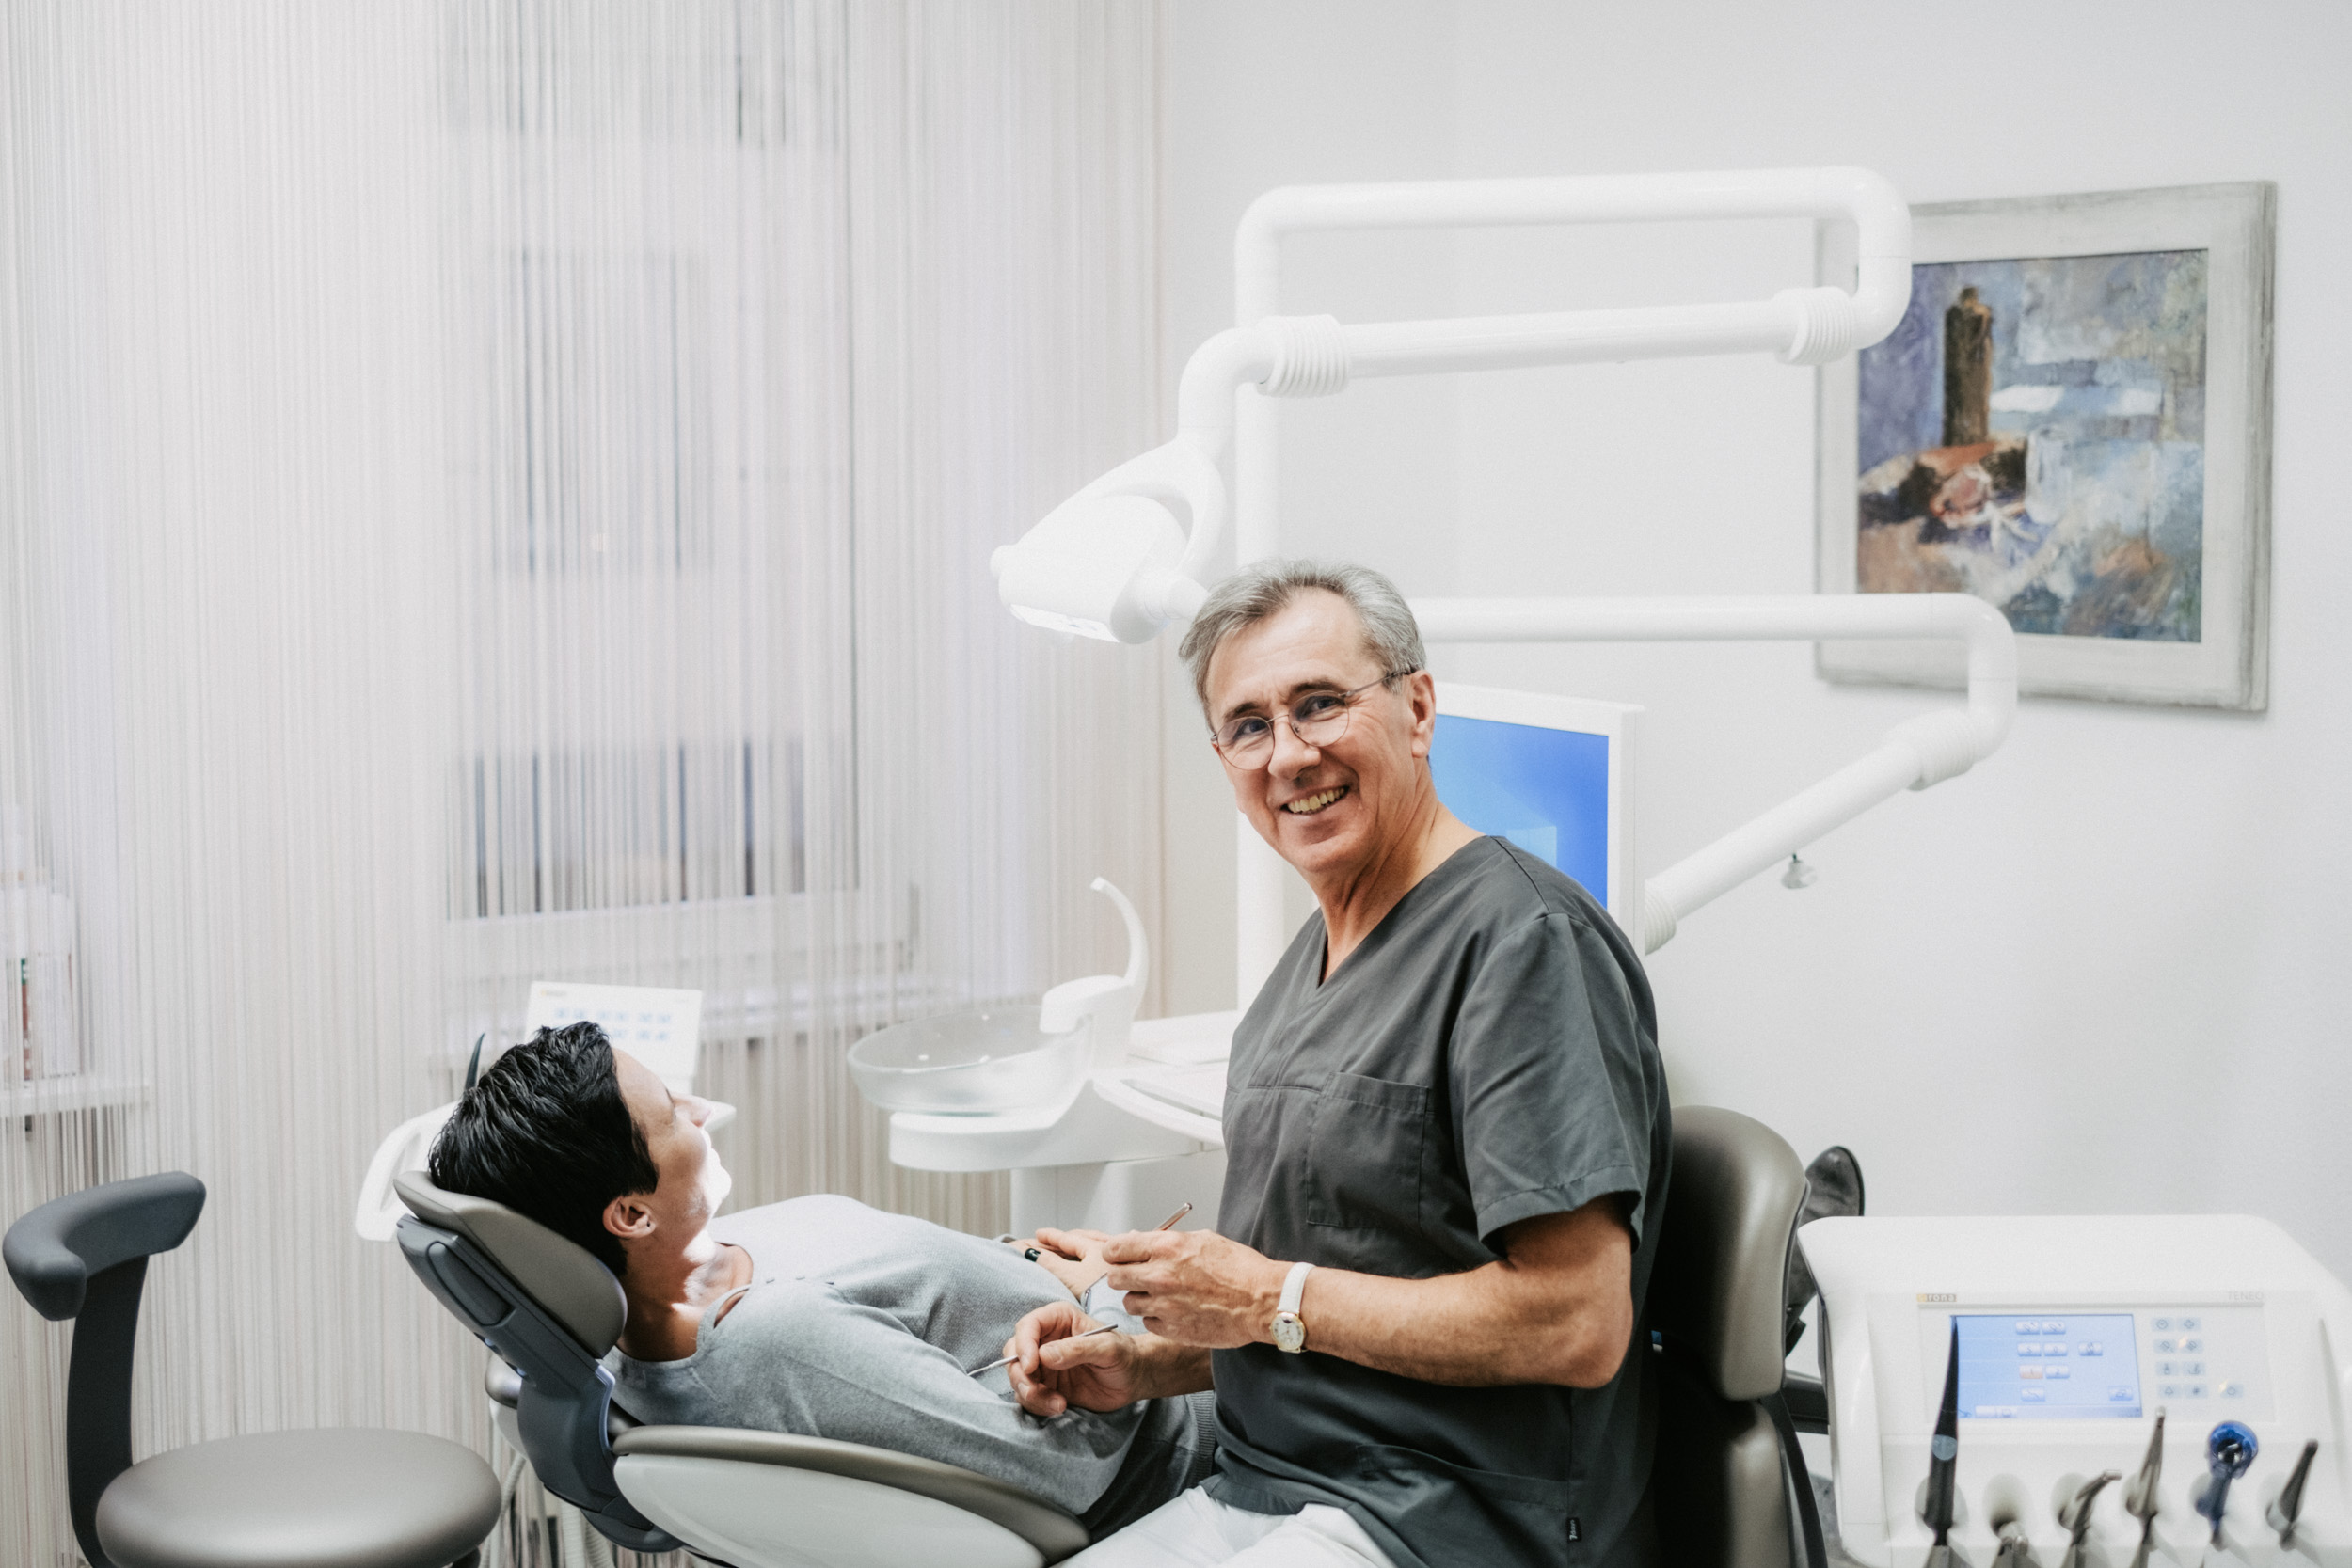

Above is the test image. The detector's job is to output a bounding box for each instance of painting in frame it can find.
[1816,182,2274,708]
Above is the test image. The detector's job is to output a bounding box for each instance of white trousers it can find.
[1067,1486,1397,1568]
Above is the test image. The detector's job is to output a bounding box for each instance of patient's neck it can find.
[615,1227,748,1363]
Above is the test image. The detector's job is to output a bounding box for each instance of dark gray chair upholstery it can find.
[1648,1106,1827,1568]
[392,1171,1091,1565]
[4,1172,500,1568]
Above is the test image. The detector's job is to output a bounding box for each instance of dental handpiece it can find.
[2269,1439,2319,1548]
[2057,1470,2120,1568]
[2124,1408,2167,1568]
[1923,1323,1961,1568]
[2197,1420,2259,1547]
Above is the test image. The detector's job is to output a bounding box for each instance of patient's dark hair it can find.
[427,1022,659,1278]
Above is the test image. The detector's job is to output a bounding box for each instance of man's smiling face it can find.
[1203,589,1437,887]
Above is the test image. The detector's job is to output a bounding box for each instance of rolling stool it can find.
[5,1172,501,1568]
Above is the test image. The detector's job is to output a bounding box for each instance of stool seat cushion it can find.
[96,1428,500,1568]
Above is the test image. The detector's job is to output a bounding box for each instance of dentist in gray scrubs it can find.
[1006,560,1671,1568]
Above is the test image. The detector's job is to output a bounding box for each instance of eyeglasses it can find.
[1209,674,1410,768]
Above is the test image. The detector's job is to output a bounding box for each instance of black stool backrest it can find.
[390,1172,678,1554]
[4,1172,208,1568]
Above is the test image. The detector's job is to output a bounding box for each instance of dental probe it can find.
[992,1205,1191,1373]
[1022,1200,1192,1262]
[1922,1323,1961,1568]
[968,1322,1118,1378]
[2125,1409,2167,1568]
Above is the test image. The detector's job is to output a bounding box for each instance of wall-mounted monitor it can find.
[1429,683,1637,923]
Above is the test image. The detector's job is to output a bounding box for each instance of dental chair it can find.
[390,1171,1091,1568]
[1648,1106,1834,1568]
[5,1172,501,1568]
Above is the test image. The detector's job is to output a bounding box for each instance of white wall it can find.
[1162,2,2352,1272]
[1155,0,1465,1016]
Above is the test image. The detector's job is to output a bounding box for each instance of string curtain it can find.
[0,3,1165,1561]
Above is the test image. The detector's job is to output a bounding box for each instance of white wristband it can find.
[1279,1260,1315,1316]
[1271,1260,1315,1354]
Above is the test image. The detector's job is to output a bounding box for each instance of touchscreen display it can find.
[1954,1313,2140,1419]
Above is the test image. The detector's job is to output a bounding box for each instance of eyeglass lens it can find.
[1214,679,1385,766]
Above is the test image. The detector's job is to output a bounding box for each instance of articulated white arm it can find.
[993,166,1913,644]
[1235,166,1912,345]
[1411,594,2016,954]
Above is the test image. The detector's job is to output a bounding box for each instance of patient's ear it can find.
[604,1193,657,1243]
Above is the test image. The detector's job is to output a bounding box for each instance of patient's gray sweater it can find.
[603,1196,1216,1535]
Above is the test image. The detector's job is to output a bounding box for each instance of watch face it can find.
[1273,1312,1305,1354]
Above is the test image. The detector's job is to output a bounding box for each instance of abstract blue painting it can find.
[1855,251,2208,641]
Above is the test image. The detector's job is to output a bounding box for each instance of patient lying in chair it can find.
[428,1022,1214,1536]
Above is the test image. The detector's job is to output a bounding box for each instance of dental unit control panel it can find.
[1804,1216,2351,1566]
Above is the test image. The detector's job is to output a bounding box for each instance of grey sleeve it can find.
[697,1287,1147,1516]
[1450,911,1661,1248]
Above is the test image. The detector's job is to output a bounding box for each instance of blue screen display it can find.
[1428,714,1611,907]
[1954,1313,2140,1419]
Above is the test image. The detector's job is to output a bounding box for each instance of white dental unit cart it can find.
[1805,1215,2350,1566]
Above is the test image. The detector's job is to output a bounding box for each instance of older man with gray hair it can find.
[1005,561,1671,1568]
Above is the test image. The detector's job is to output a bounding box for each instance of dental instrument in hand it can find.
[1022,1199,1192,1262]
[967,1322,1119,1378]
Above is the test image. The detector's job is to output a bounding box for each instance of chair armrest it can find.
[611,1425,1088,1562]
[1781,1371,1829,1433]
[485,1354,638,1440]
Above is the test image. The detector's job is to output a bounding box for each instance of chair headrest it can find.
[393,1171,627,1354]
[4,1172,207,1321]
[1650,1105,1806,1402]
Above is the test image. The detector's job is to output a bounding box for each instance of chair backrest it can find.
[4,1172,208,1568]
[1647,1106,1809,1568]
[414,1173,1095,1566]
[390,1171,677,1554]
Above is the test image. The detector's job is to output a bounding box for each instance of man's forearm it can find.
[1288,1258,1627,1386]
[1104,1198,1635,1388]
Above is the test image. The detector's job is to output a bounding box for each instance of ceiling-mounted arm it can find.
[990,166,1912,646]
[1234,166,1912,345]
[1412,593,2017,953]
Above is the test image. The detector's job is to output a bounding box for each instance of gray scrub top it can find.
[1204,836,1671,1568]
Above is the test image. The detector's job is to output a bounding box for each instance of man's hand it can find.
[1102,1227,1287,1348]
[1004,1227,1111,1300]
[1003,1300,1142,1417]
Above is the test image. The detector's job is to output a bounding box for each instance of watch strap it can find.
[1279,1260,1315,1316]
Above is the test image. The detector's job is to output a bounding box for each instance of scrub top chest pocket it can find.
[1305,1071,1432,1238]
